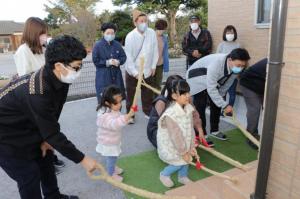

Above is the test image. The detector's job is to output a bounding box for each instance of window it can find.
[0,37,10,44]
[256,0,272,26]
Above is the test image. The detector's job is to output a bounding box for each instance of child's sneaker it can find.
[159,173,174,188]
[114,166,124,175]
[111,174,123,182]
[178,176,193,185]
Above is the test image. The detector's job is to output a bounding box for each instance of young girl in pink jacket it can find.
[96,85,134,181]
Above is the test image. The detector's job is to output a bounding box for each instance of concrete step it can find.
[222,169,257,199]
[166,161,258,199]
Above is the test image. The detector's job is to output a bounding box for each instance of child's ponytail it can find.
[161,75,184,104]
[96,85,122,112]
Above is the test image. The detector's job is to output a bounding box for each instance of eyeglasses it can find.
[66,63,82,72]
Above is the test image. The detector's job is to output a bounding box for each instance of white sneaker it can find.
[178,176,193,185]
[114,166,123,175]
[159,173,174,188]
[111,174,123,182]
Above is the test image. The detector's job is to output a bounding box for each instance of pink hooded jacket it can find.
[96,110,127,145]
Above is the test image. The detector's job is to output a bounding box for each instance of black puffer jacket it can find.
[147,95,168,148]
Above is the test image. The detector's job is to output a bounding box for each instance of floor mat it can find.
[117,128,258,199]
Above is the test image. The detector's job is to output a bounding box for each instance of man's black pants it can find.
[0,151,60,199]
[193,90,222,135]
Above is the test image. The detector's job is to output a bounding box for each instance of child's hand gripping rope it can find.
[187,148,238,183]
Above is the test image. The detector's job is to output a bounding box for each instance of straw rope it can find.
[88,163,196,199]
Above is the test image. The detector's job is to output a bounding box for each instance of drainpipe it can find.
[251,0,289,199]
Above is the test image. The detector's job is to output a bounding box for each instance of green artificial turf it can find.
[117,128,258,199]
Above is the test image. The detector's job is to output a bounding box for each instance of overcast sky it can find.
[0,0,118,22]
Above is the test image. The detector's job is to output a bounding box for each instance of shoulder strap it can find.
[133,35,146,62]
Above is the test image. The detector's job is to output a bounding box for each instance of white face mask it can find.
[226,34,235,42]
[39,34,47,46]
[104,34,115,42]
[137,23,148,32]
[60,65,81,84]
[190,23,199,31]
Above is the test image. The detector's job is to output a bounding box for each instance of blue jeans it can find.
[228,79,238,106]
[105,156,118,176]
[161,164,189,177]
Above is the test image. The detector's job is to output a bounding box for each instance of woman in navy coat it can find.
[92,23,127,102]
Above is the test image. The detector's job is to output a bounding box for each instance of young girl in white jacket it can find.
[157,79,196,187]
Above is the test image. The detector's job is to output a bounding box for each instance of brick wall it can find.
[266,0,300,198]
[208,0,270,64]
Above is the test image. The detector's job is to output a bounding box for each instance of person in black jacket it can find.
[182,16,213,69]
[240,58,267,149]
[0,35,97,199]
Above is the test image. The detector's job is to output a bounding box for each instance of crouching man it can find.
[0,35,97,199]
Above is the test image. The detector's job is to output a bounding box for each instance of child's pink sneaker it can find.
[159,173,174,188]
[178,176,193,185]
[114,166,123,175]
[111,174,123,182]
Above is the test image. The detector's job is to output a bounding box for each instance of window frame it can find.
[254,0,272,29]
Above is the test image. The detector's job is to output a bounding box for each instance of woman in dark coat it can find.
[92,23,127,102]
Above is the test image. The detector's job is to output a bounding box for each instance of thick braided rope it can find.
[88,163,196,199]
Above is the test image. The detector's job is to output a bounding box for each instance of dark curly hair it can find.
[45,35,87,69]
[101,22,117,32]
[228,48,251,61]
[155,19,168,30]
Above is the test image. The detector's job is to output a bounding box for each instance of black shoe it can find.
[128,117,135,124]
[60,194,79,199]
[54,159,65,168]
[246,139,259,150]
[253,133,261,141]
[210,131,228,141]
[55,167,63,175]
[220,111,225,117]
[206,140,215,147]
